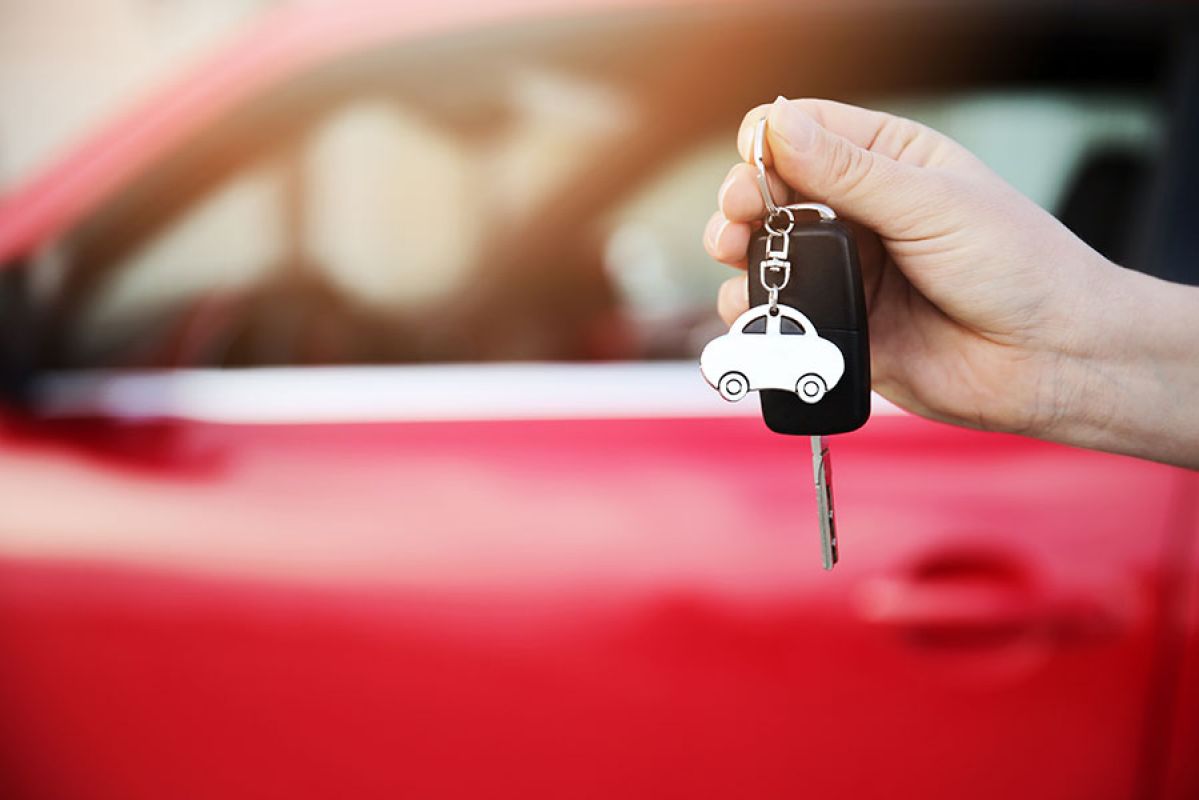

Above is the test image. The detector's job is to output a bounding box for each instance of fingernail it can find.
[704,214,728,251]
[768,96,816,151]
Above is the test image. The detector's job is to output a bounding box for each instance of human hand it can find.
[703,97,1199,467]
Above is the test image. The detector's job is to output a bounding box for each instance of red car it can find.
[0,2,1196,798]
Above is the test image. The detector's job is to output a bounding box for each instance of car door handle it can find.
[854,551,1126,647]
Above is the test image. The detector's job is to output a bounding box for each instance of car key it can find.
[745,118,871,436]
[699,117,870,569]
[811,434,837,569]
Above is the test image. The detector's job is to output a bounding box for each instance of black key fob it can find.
[746,215,870,435]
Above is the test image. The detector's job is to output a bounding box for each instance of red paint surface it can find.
[1160,483,1199,800]
[0,412,1194,799]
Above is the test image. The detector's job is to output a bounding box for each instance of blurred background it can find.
[1,0,1194,375]
[0,1,1196,799]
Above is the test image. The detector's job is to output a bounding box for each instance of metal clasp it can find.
[753,116,781,216]
[759,258,791,293]
[752,116,839,313]
[753,116,840,223]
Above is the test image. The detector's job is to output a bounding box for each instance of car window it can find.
[70,97,479,367]
[742,316,767,335]
[73,163,287,364]
[60,70,637,367]
[53,51,1164,371]
[304,100,476,311]
[779,317,805,335]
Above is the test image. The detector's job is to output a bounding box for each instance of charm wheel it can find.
[717,372,749,402]
[796,374,827,404]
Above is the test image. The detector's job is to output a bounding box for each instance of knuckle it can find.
[825,141,874,198]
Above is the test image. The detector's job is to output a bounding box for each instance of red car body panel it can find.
[1161,490,1199,800]
[0,405,1194,799]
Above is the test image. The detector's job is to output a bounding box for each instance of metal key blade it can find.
[810,435,838,570]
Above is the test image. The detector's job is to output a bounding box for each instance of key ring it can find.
[752,116,839,226]
[764,206,794,237]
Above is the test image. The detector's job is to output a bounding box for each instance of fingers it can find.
[717,276,748,324]
[709,97,958,315]
[736,103,772,164]
[719,162,787,222]
[763,98,922,237]
[703,210,750,268]
[738,98,945,166]
[731,98,969,240]
[705,162,777,269]
[738,99,890,164]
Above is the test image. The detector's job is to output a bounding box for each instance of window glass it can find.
[883,93,1158,212]
[304,100,475,310]
[780,317,805,335]
[742,316,767,334]
[76,165,285,362]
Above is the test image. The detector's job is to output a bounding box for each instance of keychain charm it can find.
[700,116,871,569]
[699,303,846,403]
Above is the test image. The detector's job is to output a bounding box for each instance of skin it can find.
[703,97,1199,469]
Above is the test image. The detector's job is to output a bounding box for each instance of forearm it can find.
[1049,259,1199,468]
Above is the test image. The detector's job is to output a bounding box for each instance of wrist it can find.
[1045,254,1199,467]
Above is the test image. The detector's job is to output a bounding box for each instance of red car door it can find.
[0,365,1191,799]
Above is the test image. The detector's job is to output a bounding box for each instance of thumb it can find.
[765,99,927,239]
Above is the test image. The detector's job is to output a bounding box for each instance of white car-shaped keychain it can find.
[701,304,846,404]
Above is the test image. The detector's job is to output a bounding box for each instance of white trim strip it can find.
[33,362,903,424]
